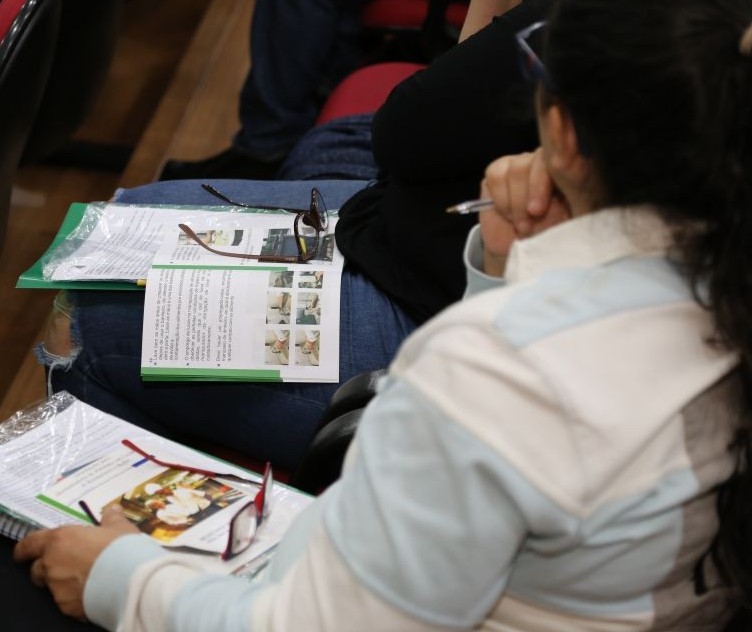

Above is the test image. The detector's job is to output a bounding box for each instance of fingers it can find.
[479,152,542,276]
[100,503,125,525]
[483,151,547,237]
[14,510,134,570]
[14,522,129,623]
[483,153,520,224]
[527,148,553,216]
[30,557,48,588]
[478,149,573,277]
[506,156,533,235]
[15,529,57,588]
[100,504,139,534]
[478,178,497,216]
[484,149,570,236]
[13,527,52,563]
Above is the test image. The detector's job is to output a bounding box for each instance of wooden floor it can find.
[0,0,253,418]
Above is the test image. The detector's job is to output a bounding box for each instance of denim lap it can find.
[50,179,416,470]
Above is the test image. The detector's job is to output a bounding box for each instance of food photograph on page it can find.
[100,470,246,542]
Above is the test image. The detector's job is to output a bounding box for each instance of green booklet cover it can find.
[16,203,140,291]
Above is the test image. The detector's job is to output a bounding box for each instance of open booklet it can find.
[0,392,312,578]
[140,204,341,382]
[18,202,344,383]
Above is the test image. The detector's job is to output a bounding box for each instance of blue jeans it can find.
[46,180,417,470]
[235,0,368,159]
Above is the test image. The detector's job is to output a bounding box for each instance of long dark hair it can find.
[544,0,752,604]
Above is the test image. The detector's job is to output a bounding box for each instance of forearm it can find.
[85,536,259,632]
[459,0,522,41]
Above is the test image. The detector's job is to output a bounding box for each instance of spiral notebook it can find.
[0,392,311,577]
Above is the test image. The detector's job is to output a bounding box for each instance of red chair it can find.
[0,0,61,248]
[361,0,469,61]
[316,61,426,125]
[361,0,468,32]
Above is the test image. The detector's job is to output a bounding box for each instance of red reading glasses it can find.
[80,439,273,561]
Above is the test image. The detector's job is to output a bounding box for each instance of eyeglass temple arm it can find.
[122,439,261,486]
[178,223,240,257]
[178,223,302,264]
[201,184,308,213]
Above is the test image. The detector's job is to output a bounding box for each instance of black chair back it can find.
[21,0,123,164]
[0,0,60,247]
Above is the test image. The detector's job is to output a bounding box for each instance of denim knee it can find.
[35,291,81,395]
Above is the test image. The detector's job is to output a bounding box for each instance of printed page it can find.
[151,212,343,270]
[0,398,312,575]
[42,443,259,556]
[141,220,343,383]
[44,203,337,282]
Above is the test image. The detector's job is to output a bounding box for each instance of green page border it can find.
[35,494,91,523]
[141,367,282,382]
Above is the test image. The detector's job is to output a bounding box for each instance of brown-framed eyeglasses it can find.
[178,185,329,264]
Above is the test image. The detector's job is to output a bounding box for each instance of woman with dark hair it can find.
[15,0,752,629]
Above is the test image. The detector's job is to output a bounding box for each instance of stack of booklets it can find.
[0,391,312,578]
[18,201,343,383]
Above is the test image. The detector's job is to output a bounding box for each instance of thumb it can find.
[100,505,138,533]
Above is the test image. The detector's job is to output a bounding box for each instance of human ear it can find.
[543,103,584,175]
[538,100,600,215]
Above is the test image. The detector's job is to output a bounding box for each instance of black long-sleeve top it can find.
[335,0,550,324]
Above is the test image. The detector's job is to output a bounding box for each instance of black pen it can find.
[445,199,495,214]
[78,500,100,525]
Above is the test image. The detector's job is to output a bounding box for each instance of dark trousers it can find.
[1,536,105,631]
[234,0,368,159]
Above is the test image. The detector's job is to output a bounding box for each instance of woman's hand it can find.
[479,149,571,276]
[13,505,138,620]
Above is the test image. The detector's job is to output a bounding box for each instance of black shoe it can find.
[159,147,285,181]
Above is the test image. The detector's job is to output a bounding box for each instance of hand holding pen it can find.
[445,199,496,215]
[446,148,563,233]
[447,149,570,236]
[448,149,571,277]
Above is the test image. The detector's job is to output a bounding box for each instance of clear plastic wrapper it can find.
[40,202,295,283]
[0,390,76,447]
[0,392,312,579]
[40,202,109,281]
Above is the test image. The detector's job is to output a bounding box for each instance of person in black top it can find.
[40,0,550,470]
[338,0,543,323]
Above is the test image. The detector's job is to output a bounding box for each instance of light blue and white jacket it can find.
[85,207,739,631]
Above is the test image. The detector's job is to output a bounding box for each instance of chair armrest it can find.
[319,368,388,427]
[292,369,388,493]
[292,408,366,494]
